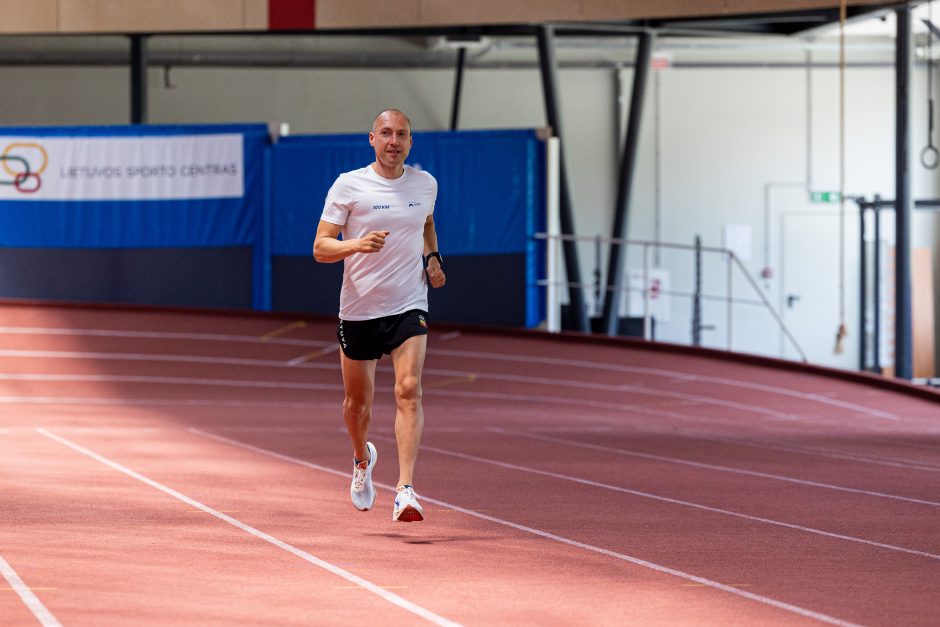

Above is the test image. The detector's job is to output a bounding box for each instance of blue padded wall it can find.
[270,129,545,326]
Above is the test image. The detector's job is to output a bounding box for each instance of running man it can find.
[313,109,445,522]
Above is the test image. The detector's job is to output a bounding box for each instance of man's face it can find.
[369,111,413,170]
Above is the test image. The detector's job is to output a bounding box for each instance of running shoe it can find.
[392,485,424,522]
[350,442,377,511]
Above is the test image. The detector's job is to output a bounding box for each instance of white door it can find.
[780,211,860,369]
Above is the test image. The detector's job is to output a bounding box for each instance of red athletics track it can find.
[0,302,938,626]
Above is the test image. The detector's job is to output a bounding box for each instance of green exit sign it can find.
[810,191,841,203]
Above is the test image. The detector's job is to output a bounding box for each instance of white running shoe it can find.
[350,442,377,511]
[392,485,424,522]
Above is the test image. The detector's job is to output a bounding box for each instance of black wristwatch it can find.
[423,251,443,267]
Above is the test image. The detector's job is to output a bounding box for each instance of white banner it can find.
[0,134,244,200]
[621,268,671,323]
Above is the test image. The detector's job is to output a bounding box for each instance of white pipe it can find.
[727,251,734,351]
[546,137,561,333]
[643,242,653,340]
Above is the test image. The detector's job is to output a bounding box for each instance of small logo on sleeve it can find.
[408,202,422,208]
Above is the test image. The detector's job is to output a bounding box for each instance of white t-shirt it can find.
[321,164,438,320]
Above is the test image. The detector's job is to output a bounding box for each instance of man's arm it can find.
[423,214,445,288]
[313,220,389,263]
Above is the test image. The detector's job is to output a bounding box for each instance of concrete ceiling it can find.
[0,2,932,69]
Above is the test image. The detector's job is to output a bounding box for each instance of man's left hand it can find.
[426,259,445,288]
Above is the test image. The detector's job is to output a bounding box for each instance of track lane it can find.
[0,426,457,626]
[7,423,835,626]
[1,303,938,626]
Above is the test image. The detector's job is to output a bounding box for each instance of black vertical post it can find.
[895,6,914,379]
[601,31,654,336]
[450,48,466,131]
[536,24,587,332]
[859,203,867,371]
[593,234,602,319]
[873,198,882,373]
[130,35,149,124]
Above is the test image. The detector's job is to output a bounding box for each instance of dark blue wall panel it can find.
[271,129,545,326]
[0,125,546,327]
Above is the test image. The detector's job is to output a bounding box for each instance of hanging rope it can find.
[834,0,849,354]
[922,1,939,168]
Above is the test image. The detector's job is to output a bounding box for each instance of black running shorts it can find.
[337,309,429,360]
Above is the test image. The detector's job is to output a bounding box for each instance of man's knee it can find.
[343,395,371,418]
[394,375,422,405]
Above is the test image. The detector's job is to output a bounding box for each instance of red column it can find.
[269,0,315,31]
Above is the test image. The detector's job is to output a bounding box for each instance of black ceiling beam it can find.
[652,5,891,36]
[536,24,589,332]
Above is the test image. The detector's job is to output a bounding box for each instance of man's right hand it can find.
[356,231,390,253]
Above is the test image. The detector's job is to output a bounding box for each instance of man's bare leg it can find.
[390,334,427,488]
[340,353,377,463]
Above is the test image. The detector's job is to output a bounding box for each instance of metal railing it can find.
[535,232,807,362]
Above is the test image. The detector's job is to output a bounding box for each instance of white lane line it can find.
[0,374,342,392]
[0,347,919,427]
[2,368,936,469]
[379,436,940,561]
[44,427,162,435]
[286,345,340,366]
[0,374,671,416]
[420,369,803,421]
[187,428,863,627]
[0,326,326,347]
[0,375,783,420]
[0,330,924,423]
[0,350,840,425]
[11,373,763,420]
[0,397,345,409]
[0,554,62,627]
[35,428,460,627]
[483,408,940,472]
[0,369,932,442]
[686,433,940,473]
[0,349,327,369]
[432,348,912,422]
[491,428,940,507]
[362,410,940,473]
[423,390,937,436]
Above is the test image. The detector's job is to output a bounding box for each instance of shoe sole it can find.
[394,506,424,522]
[357,489,376,512]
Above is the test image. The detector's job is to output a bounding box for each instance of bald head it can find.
[372,109,412,133]
[369,108,414,178]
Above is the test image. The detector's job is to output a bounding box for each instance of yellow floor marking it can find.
[436,509,489,513]
[186,510,239,513]
[287,346,338,365]
[424,374,477,390]
[335,585,407,590]
[261,321,306,341]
